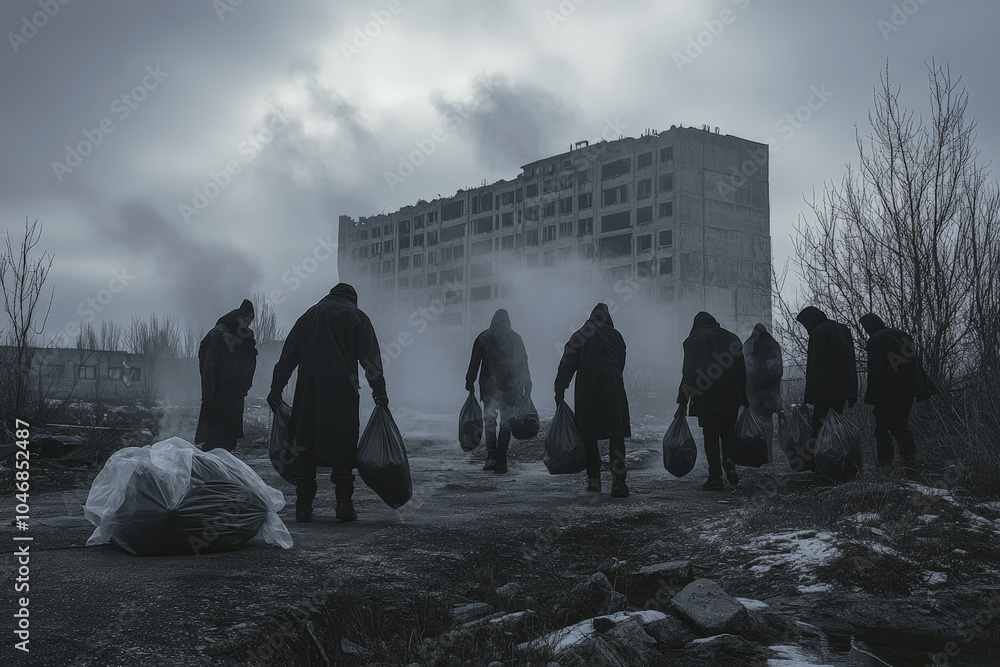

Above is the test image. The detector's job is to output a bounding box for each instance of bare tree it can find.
[252,291,283,345]
[100,320,124,352]
[124,314,183,405]
[0,218,55,422]
[779,62,1000,409]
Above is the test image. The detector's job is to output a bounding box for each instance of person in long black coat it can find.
[267,283,387,523]
[554,303,631,497]
[743,323,785,462]
[465,309,531,474]
[676,312,748,490]
[860,313,937,468]
[195,299,257,453]
[796,306,858,438]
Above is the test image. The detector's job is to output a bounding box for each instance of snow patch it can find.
[917,514,938,524]
[768,644,835,666]
[517,610,667,655]
[923,571,948,586]
[747,531,840,575]
[848,512,881,524]
[736,597,769,611]
[797,583,832,594]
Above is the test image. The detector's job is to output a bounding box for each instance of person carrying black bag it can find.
[676,312,748,491]
[554,303,631,498]
[465,309,531,474]
[267,283,388,523]
[860,313,937,469]
[796,306,858,438]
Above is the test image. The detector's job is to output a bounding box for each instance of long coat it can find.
[195,310,257,443]
[796,306,858,404]
[860,313,937,410]
[743,323,783,413]
[270,284,387,467]
[466,309,531,408]
[677,312,747,418]
[555,303,631,440]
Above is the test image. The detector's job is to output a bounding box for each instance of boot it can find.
[701,477,724,491]
[494,460,508,474]
[586,476,601,493]
[295,505,313,523]
[611,482,629,498]
[483,457,497,471]
[723,458,739,487]
[295,483,316,523]
[336,500,357,522]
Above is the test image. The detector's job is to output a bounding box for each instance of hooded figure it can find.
[268,283,387,523]
[796,306,858,438]
[743,323,785,462]
[676,312,747,490]
[195,299,257,452]
[860,313,937,467]
[554,303,631,497]
[465,309,532,473]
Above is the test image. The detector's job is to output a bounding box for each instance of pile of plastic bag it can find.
[83,438,293,556]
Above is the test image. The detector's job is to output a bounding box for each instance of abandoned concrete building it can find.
[338,125,771,347]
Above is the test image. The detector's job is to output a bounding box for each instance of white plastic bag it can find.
[84,437,293,555]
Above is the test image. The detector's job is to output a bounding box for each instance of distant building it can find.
[338,125,771,346]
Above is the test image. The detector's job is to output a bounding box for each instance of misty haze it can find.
[2,2,999,666]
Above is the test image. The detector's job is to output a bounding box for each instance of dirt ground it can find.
[3,401,999,666]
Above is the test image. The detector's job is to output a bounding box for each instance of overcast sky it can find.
[3,0,999,341]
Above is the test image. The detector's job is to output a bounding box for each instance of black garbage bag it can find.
[509,392,540,441]
[83,438,293,556]
[662,415,697,477]
[840,413,863,482]
[543,401,587,474]
[268,400,301,485]
[459,391,484,452]
[734,407,769,468]
[356,405,412,509]
[782,404,815,472]
[814,409,857,483]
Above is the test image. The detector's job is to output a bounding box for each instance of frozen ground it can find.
[3,400,998,665]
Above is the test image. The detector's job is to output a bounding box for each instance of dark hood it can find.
[860,313,887,337]
[590,303,614,328]
[796,306,828,333]
[691,311,718,334]
[490,309,511,329]
[328,283,359,306]
[216,298,254,329]
[747,322,778,347]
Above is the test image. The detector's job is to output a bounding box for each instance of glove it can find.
[374,393,389,408]
[847,398,856,408]
[266,387,282,412]
[555,389,565,404]
[674,403,686,419]
[466,380,474,392]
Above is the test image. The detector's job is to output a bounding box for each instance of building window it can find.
[441,245,464,262]
[542,201,556,218]
[559,221,573,237]
[427,250,438,265]
[659,229,674,248]
[638,152,653,169]
[637,234,652,252]
[578,192,593,209]
[501,212,514,227]
[501,235,514,250]
[471,285,492,301]
[440,267,464,283]
[501,190,515,206]
[399,219,411,234]
[360,230,369,240]
[427,271,438,285]
[413,233,424,246]
[526,229,539,246]
[427,211,438,223]
[382,259,394,272]
[660,256,674,275]
[412,254,424,268]
[636,206,653,224]
[471,261,492,279]
[559,196,573,214]
[543,178,556,194]
[658,202,674,218]
[578,217,593,236]
[398,276,410,289]
[659,146,674,163]
[558,246,573,261]
[441,223,466,242]
[428,231,439,246]
[601,157,631,180]
[371,262,381,275]
[542,225,556,243]
[399,236,410,250]
[602,185,628,206]
[442,200,464,221]
[413,274,424,288]
[601,211,631,233]
[525,182,538,198]
[399,256,410,271]
[383,239,395,253]
[472,239,492,256]
[543,249,556,266]
[559,173,574,190]
[599,233,632,258]
[371,242,381,255]
[576,168,592,185]
[474,217,492,234]
[524,206,539,221]
[414,214,424,229]
[658,172,674,192]
[637,179,652,199]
